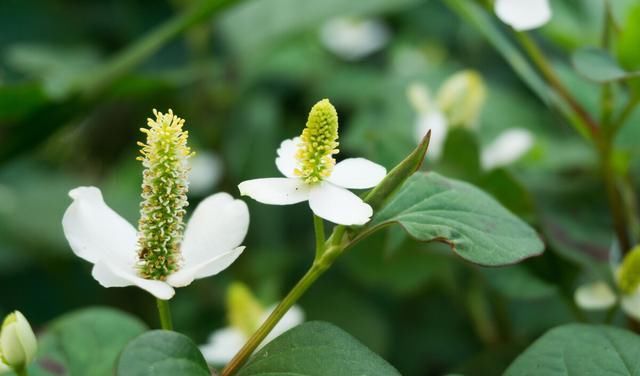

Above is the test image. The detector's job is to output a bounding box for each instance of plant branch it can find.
[313,215,325,258]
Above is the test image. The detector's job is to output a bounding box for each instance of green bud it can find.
[227,283,265,337]
[436,70,486,128]
[0,311,37,369]
[618,245,640,295]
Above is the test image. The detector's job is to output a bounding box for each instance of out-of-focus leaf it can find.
[369,172,544,266]
[505,324,640,375]
[482,264,556,300]
[617,4,640,72]
[439,127,481,181]
[0,83,49,124]
[478,168,534,220]
[32,307,147,376]
[116,330,210,376]
[237,321,400,376]
[572,47,640,83]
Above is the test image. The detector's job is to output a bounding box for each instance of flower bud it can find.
[0,311,37,369]
[436,70,486,128]
[618,245,640,295]
[227,283,264,337]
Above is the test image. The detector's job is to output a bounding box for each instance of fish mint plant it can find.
[62,109,249,328]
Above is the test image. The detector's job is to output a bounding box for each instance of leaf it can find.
[572,47,640,83]
[505,324,640,375]
[237,321,400,376]
[32,307,148,376]
[369,172,544,266]
[116,330,210,376]
[482,264,556,300]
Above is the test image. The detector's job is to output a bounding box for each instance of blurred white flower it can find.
[239,99,386,226]
[62,189,249,300]
[0,362,9,374]
[199,283,304,365]
[0,311,37,370]
[494,0,551,31]
[320,17,390,61]
[574,281,617,310]
[189,151,223,196]
[481,128,534,170]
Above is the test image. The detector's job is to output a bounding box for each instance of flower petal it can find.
[494,0,551,31]
[320,17,390,61]
[574,281,616,310]
[622,292,640,321]
[238,178,310,205]
[92,261,175,300]
[62,186,137,266]
[308,183,372,225]
[415,111,447,160]
[199,327,247,365]
[481,128,534,170]
[275,137,300,178]
[262,304,305,346]
[327,158,386,189]
[181,192,249,266]
[167,247,245,287]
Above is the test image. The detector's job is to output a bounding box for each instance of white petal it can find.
[319,17,390,61]
[415,111,447,160]
[574,281,616,310]
[181,193,249,267]
[92,261,175,300]
[327,158,386,189]
[167,247,245,287]
[481,128,534,170]
[261,304,305,347]
[308,183,372,225]
[622,292,640,321]
[200,327,247,365]
[188,151,223,196]
[238,178,310,205]
[275,137,300,178]
[62,186,137,266]
[494,0,551,31]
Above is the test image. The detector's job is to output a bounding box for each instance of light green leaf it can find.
[505,324,640,375]
[369,172,544,266]
[116,330,210,376]
[237,321,400,376]
[33,307,148,376]
[572,47,640,83]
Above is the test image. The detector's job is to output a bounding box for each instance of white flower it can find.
[62,189,249,300]
[480,128,534,170]
[189,151,223,196]
[574,281,640,321]
[319,17,390,61]
[494,0,552,31]
[409,83,448,160]
[0,311,37,370]
[239,138,386,225]
[239,99,386,226]
[200,305,304,365]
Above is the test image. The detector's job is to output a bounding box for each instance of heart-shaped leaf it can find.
[505,324,640,375]
[237,321,400,376]
[369,172,544,266]
[573,47,640,83]
[116,330,210,376]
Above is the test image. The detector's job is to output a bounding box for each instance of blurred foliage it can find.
[1,0,639,375]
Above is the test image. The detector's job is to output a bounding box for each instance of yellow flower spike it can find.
[227,283,265,337]
[137,109,194,280]
[294,99,340,184]
[618,245,640,295]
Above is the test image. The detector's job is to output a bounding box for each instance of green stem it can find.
[156,299,174,330]
[600,143,632,253]
[221,260,332,376]
[81,0,237,96]
[313,215,326,259]
[611,94,640,135]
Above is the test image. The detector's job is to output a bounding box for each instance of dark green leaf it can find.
[369,172,544,266]
[505,324,640,375]
[237,321,400,376]
[116,330,210,376]
[572,47,640,82]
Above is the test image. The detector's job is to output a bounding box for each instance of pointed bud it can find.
[0,311,37,369]
[436,70,486,128]
[227,283,265,337]
[618,245,640,295]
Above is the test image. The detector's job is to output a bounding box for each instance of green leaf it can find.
[116,330,210,376]
[505,324,640,375]
[369,172,544,266]
[572,47,640,83]
[237,321,400,376]
[33,307,147,376]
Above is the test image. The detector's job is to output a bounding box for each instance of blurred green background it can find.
[1,0,639,374]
